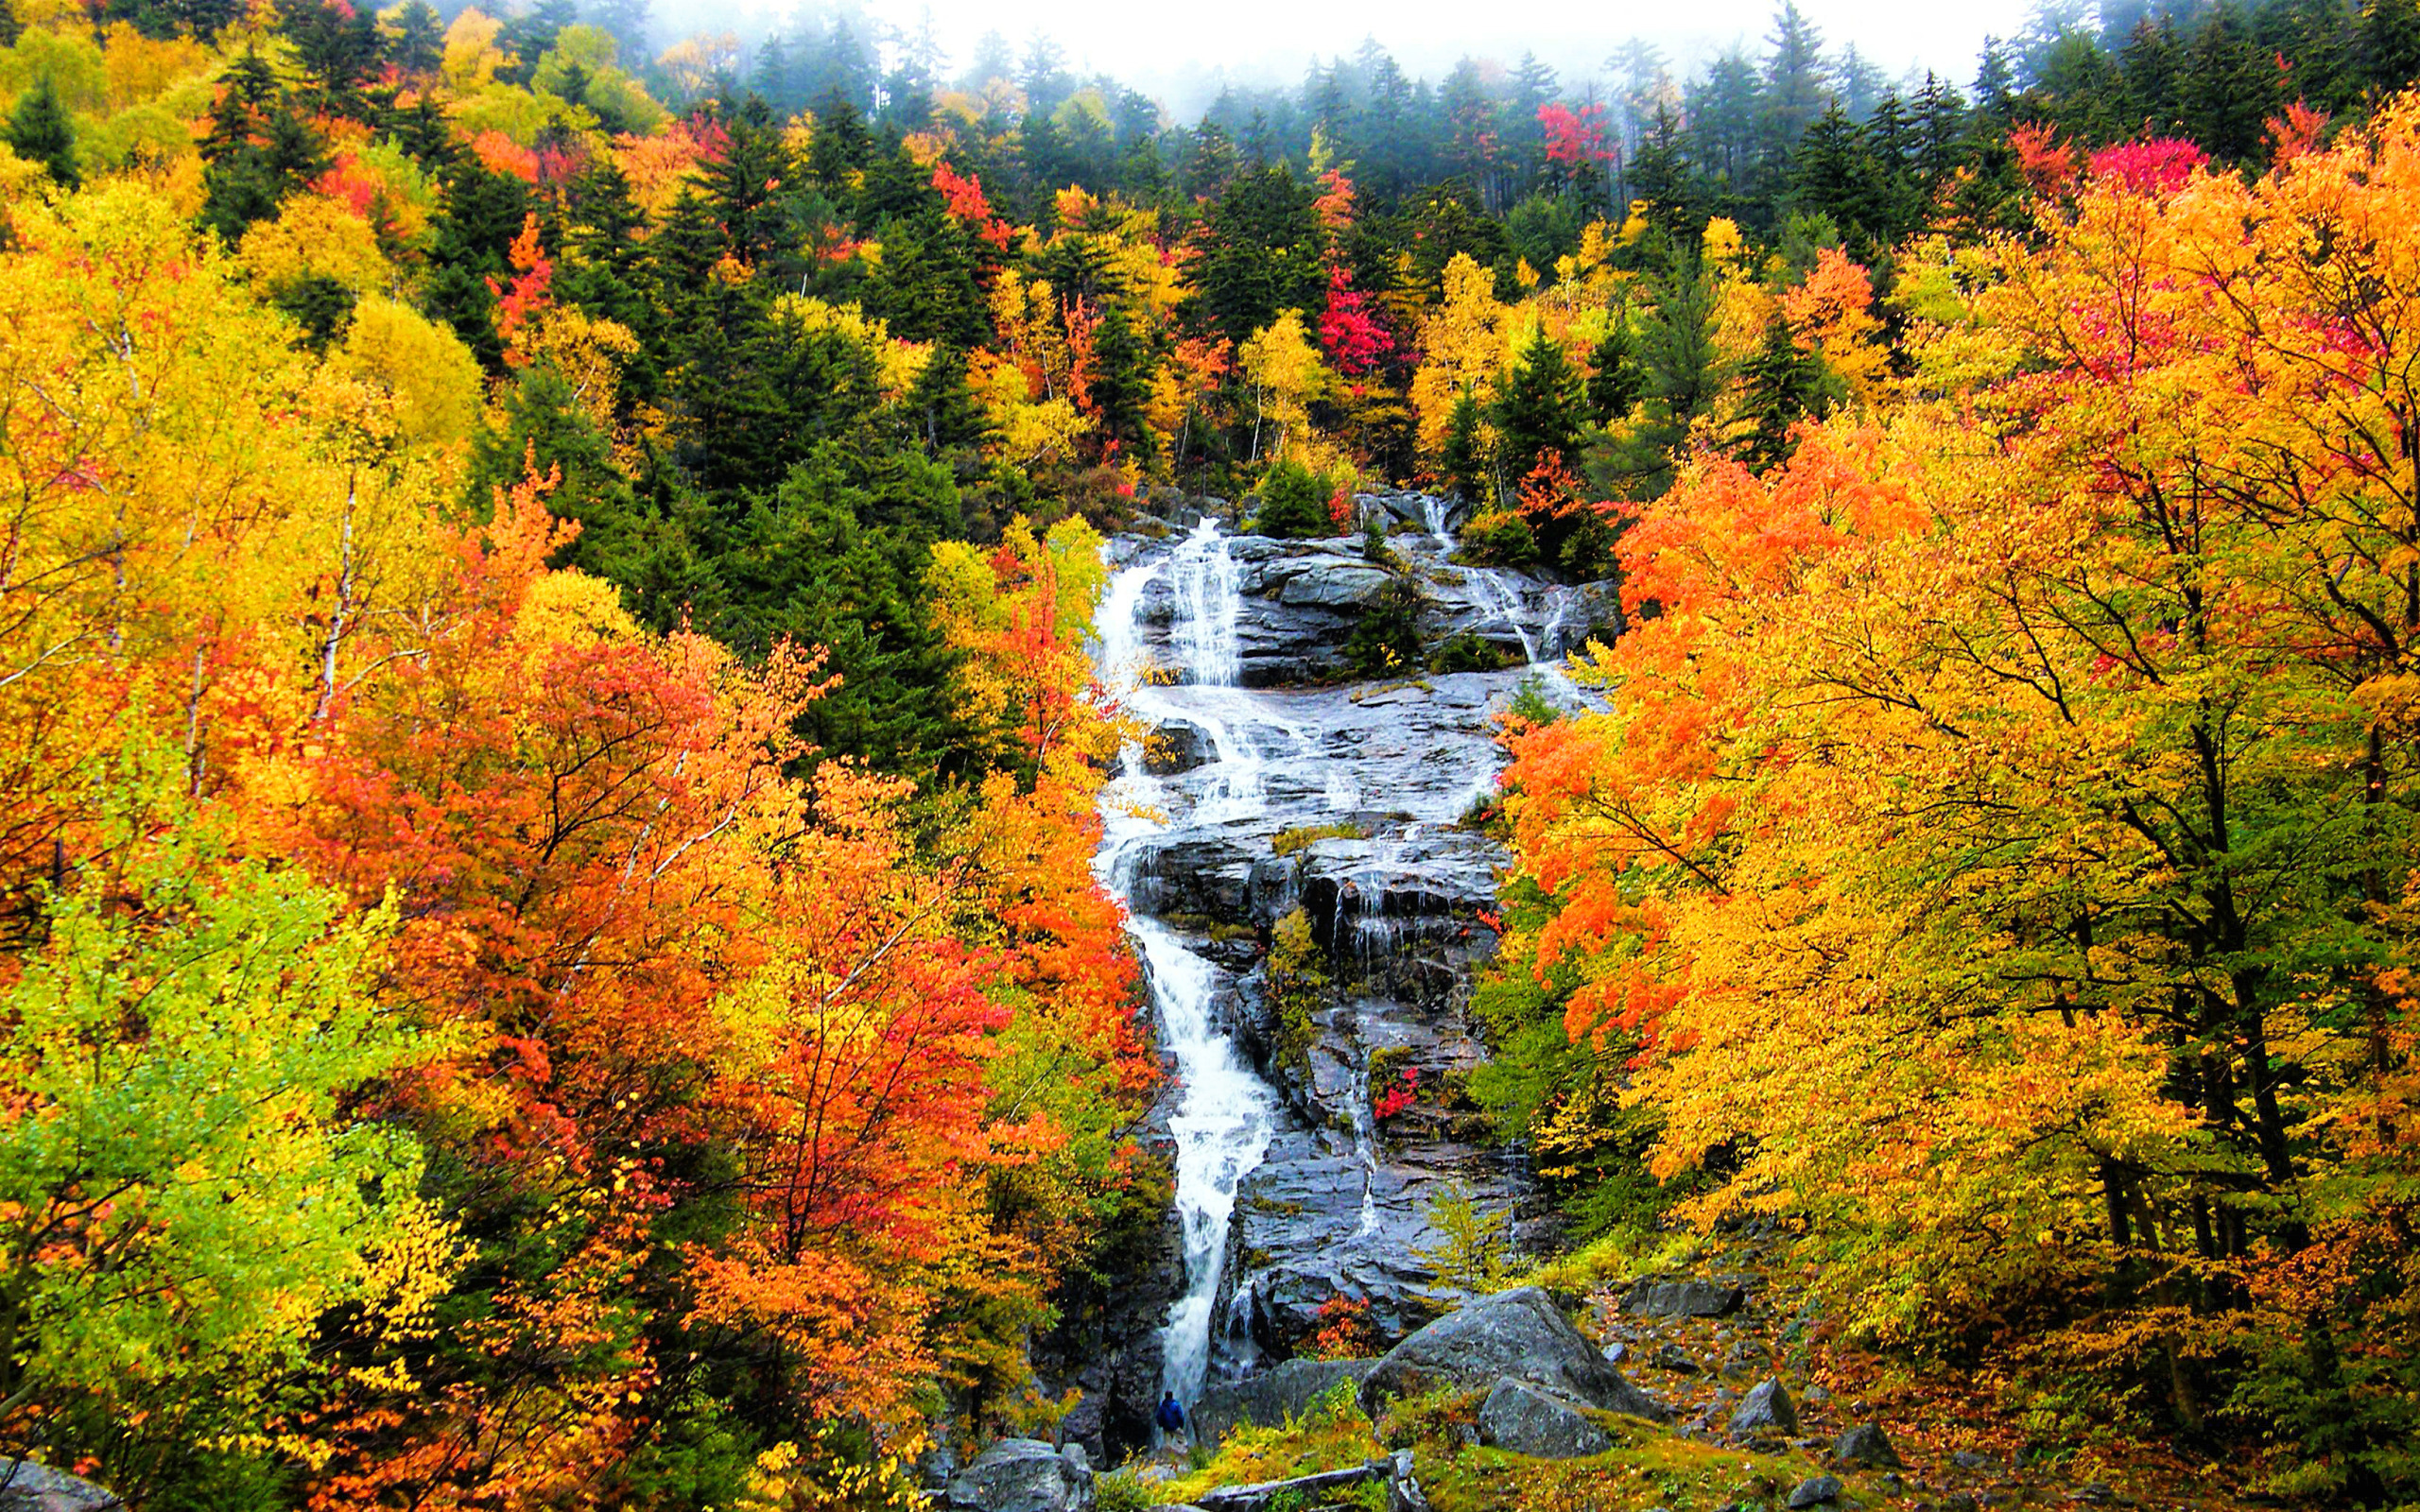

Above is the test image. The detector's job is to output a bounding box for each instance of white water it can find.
[1092,520,1284,1411]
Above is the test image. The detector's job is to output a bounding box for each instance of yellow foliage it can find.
[239,194,391,296]
[771,295,930,400]
[1236,309,1333,461]
[441,9,509,92]
[99,23,211,111]
[337,296,483,450]
[1409,252,1509,454]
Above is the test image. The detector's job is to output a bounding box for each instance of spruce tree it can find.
[1439,389,1490,504]
[5,76,77,189]
[1586,320,1644,424]
[1493,323,1586,487]
[1737,313,1826,472]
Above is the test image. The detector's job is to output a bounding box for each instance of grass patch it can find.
[1272,822,1370,857]
[1157,1381,1382,1505]
[1155,1377,1843,1512]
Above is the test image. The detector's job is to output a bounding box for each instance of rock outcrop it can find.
[943,1438,1096,1512]
[1358,1287,1667,1422]
[1475,1378,1616,1459]
[0,1463,120,1512]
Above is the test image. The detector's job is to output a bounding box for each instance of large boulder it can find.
[944,1439,1095,1512]
[1475,1378,1616,1460]
[1622,1278,1744,1318]
[1358,1287,1668,1422]
[0,1462,119,1512]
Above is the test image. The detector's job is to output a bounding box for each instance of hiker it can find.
[1155,1390,1185,1445]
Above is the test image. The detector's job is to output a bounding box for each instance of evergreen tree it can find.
[1185,165,1326,346]
[2365,0,2420,93]
[1736,313,1827,472]
[389,0,441,76]
[1586,318,1644,424]
[5,76,77,190]
[1439,388,1490,503]
[1493,324,1585,488]
[1760,3,1830,187]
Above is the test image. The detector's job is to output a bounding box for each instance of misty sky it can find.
[715,0,2041,110]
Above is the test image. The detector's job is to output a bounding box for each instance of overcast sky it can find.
[714,0,2044,109]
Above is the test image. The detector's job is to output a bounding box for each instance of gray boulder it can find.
[1623,1279,1744,1318]
[1834,1423,1903,1470]
[1788,1475,1844,1508]
[1475,1378,1616,1460]
[1728,1379,1800,1442]
[944,1438,1095,1512]
[0,1463,119,1512]
[1358,1287,1668,1422]
[1272,560,1393,610]
[1191,1357,1375,1448]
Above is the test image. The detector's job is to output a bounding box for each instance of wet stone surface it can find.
[1080,509,1616,1456]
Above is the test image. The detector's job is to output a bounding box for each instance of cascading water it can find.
[1092,521,1285,1411]
[1084,507,1597,1426]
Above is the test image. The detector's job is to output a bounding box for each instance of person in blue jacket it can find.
[1155,1390,1185,1441]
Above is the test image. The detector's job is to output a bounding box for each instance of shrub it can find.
[1250,459,1340,538]
[1345,578,1426,678]
[1429,630,1512,674]
[1456,507,1537,565]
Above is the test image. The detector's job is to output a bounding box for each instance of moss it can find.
[1272,821,1369,857]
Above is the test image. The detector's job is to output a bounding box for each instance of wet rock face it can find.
[1090,507,1615,1446]
[1191,1358,1376,1448]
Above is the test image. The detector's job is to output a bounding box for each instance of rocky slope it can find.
[1056,495,1619,1462]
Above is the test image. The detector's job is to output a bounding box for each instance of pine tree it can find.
[5,76,77,190]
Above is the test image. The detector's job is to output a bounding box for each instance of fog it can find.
[676,0,2040,112]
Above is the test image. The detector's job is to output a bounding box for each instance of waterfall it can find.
[1093,524,1282,1411]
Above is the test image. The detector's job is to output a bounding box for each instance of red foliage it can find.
[2010,122,2078,197]
[470,130,541,183]
[1539,102,1614,167]
[1318,264,1395,377]
[2087,137,2209,194]
[485,214,553,363]
[1374,1067,1419,1119]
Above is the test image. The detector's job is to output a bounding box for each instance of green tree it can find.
[0,795,435,1495]
[1492,323,1586,487]
[5,76,77,189]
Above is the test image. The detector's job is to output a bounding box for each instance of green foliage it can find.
[5,73,75,187]
[1439,389,1491,504]
[1456,508,1538,566]
[1428,630,1512,674]
[1492,323,1586,485]
[1344,577,1426,679]
[1251,457,1340,538]
[1411,1182,1515,1291]
[1264,907,1330,1074]
[1094,1470,1155,1512]
[0,777,440,1487]
[1272,822,1370,857]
